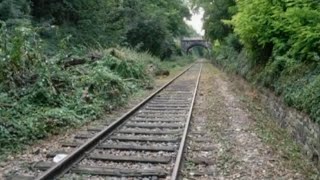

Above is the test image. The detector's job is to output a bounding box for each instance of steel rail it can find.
[35,64,195,180]
[171,63,203,180]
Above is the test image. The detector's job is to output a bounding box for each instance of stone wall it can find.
[258,88,320,169]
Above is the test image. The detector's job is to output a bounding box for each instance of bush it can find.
[231,0,320,63]
[0,31,163,157]
[206,0,320,125]
[213,42,320,124]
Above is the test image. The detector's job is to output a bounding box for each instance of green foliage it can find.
[2,0,191,59]
[191,0,236,40]
[121,0,191,59]
[213,44,320,124]
[0,0,195,157]
[0,27,165,156]
[160,55,195,70]
[1,0,192,59]
[0,21,43,90]
[0,0,30,23]
[125,16,169,58]
[195,0,320,124]
[231,0,320,62]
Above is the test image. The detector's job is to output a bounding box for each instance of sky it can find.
[185,8,205,36]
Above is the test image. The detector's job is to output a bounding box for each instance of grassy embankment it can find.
[212,45,320,124]
[0,44,194,159]
[208,0,320,124]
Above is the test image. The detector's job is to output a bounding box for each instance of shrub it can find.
[231,0,320,63]
[0,37,163,157]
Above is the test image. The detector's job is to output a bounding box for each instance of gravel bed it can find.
[72,138,92,143]
[61,174,162,180]
[184,164,215,173]
[76,131,100,136]
[124,121,186,125]
[155,94,193,97]
[147,100,190,104]
[132,115,187,119]
[118,127,183,133]
[91,149,175,158]
[1,66,199,179]
[79,159,172,171]
[182,165,216,180]
[186,142,220,150]
[143,109,189,112]
[111,134,176,138]
[126,119,186,123]
[100,141,179,148]
[160,91,193,94]
[5,164,43,178]
[134,112,187,116]
[114,126,184,132]
[187,140,213,146]
[131,116,186,121]
[185,150,215,159]
[46,147,74,156]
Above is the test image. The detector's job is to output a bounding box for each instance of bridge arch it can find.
[186,43,209,54]
[181,37,211,54]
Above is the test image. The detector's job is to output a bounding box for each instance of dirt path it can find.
[184,62,318,179]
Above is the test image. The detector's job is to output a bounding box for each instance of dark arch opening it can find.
[186,44,209,55]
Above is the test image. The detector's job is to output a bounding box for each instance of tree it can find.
[231,0,320,62]
[191,0,236,41]
[122,0,191,58]
[0,0,30,26]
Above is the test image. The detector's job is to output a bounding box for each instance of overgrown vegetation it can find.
[0,0,195,157]
[0,0,192,59]
[0,29,164,156]
[192,0,320,123]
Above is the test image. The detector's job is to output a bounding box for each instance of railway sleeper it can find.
[147,101,190,105]
[153,97,192,101]
[132,116,185,120]
[162,90,192,92]
[142,108,189,111]
[158,91,193,93]
[87,154,172,164]
[87,128,182,135]
[159,93,193,95]
[74,134,179,142]
[110,135,179,142]
[134,115,187,119]
[5,175,34,180]
[146,105,189,108]
[136,111,187,115]
[125,123,184,129]
[61,142,177,152]
[103,118,185,126]
[34,162,168,177]
[117,129,182,135]
[152,98,192,101]
[130,119,185,123]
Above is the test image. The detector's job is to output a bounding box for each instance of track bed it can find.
[7,63,202,180]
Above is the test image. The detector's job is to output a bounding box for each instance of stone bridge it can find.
[181,37,211,54]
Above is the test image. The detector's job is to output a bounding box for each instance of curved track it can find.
[9,63,203,180]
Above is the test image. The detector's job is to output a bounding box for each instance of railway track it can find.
[8,63,203,180]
